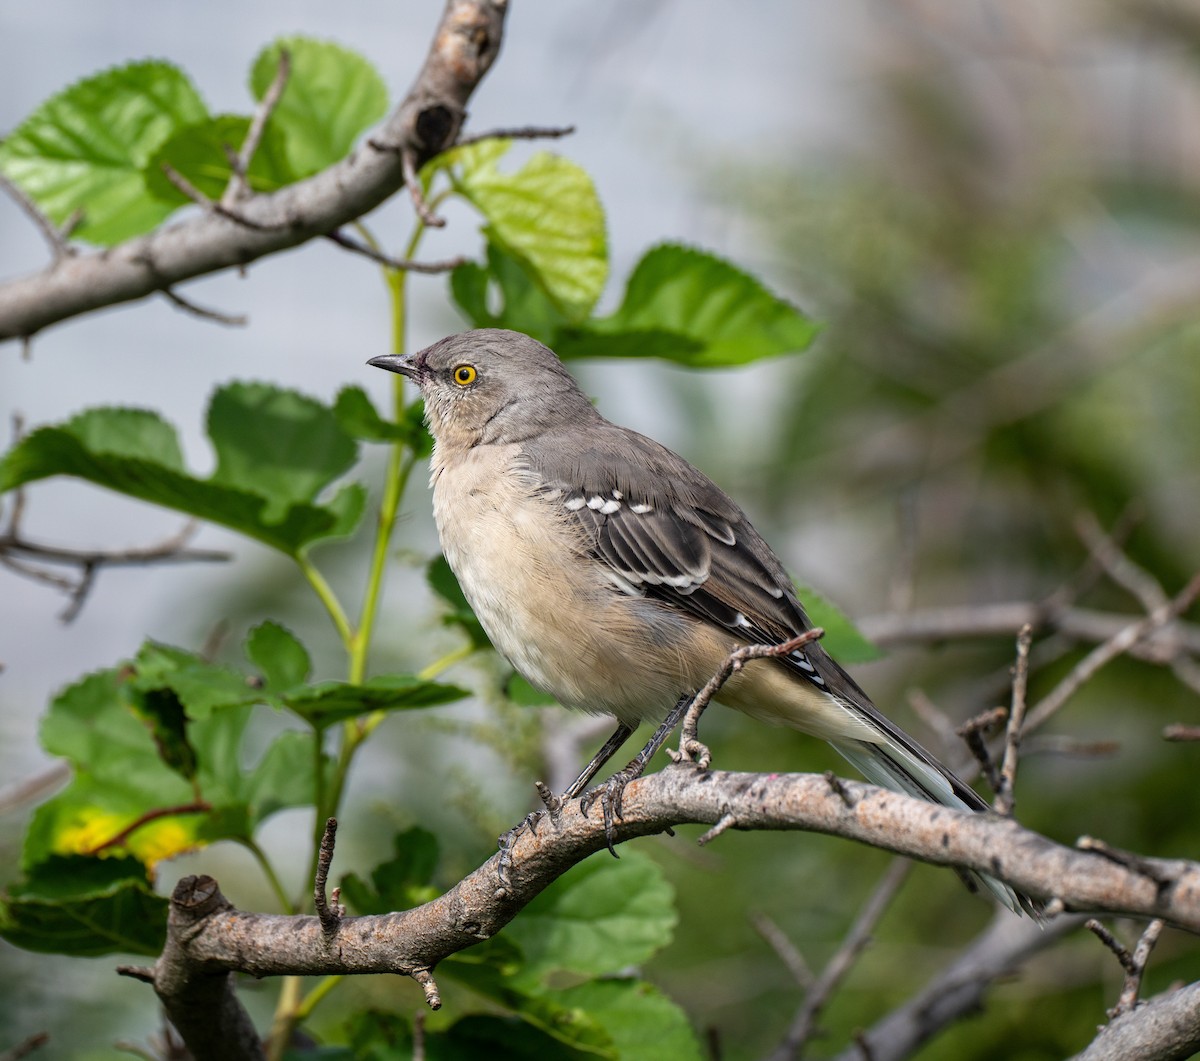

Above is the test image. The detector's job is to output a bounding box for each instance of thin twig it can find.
[401,147,446,228]
[1076,512,1169,613]
[956,706,1007,795]
[994,624,1033,815]
[0,171,73,261]
[413,1010,427,1061]
[751,913,816,990]
[0,762,70,815]
[453,123,577,147]
[1024,573,1200,733]
[325,230,468,273]
[1163,724,1200,742]
[1115,920,1165,1017]
[223,49,291,207]
[88,802,212,854]
[161,287,247,326]
[314,818,342,934]
[159,163,290,233]
[0,1033,49,1061]
[767,859,912,1061]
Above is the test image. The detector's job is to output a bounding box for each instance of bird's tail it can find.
[828,733,1041,918]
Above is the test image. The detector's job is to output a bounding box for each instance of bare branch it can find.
[1076,511,1169,613]
[994,624,1033,815]
[453,123,576,147]
[1164,724,1200,742]
[325,229,468,273]
[0,1032,50,1061]
[313,818,343,934]
[831,911,1085,1061]
[1087,917,1166,1019]
[955,706,1007,794]
[1068,980,1200,1061]
[0,170,74,262]
[1025,572,1200,733]
[222,49,292,207]
[160,287,247,327]
[159,163,289,233]
[0,519,231,622]
[751,912,815,990]
[402,146,446,228]
[767,859,912,1060]
[0,0,508,341]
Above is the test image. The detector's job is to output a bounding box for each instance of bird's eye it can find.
[452,364,477,386]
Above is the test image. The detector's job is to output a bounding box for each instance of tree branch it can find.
[138,766,1200,1059]
[0,0,509,342]
[1068,981,1200,1061]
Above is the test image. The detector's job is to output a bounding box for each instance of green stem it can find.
[241,837,296,916]
[298,555,353,651]
[294,975,345,1022]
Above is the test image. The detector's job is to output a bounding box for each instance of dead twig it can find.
[452,123,577,147]
[222,48,291,207]
[314,818,343,934]
[0,170,75,262]
[160,287,247,326]
[1087,918,1166,1018]
[767,859,912,1061]
[955,706,1007,795]
[994,624,1033,815]
[325,229,468,273]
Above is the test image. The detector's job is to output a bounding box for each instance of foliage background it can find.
[3,1,1200,1057]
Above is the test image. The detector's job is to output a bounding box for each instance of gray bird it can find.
[370,328,1033,915]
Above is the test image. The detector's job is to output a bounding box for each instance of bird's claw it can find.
[667,735,712,770]
[579,765,640,857]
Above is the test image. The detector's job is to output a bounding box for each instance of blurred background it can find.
[3,1,1200,1057]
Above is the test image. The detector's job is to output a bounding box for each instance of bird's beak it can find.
[367,353,421,381]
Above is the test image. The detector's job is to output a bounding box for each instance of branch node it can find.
[824,770,858,808]
[955,706,1007,795]
[115,964,156,984]
[411,967,442,1010]
[402,147,446,227]
[697,807,738,846]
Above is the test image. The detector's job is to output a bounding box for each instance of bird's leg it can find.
[561,722,636,801]
[580,693,694,856]
[496,721,635,889]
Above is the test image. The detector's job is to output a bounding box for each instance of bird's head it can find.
[369,329,596,448]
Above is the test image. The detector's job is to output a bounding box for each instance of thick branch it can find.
[0,0,508,342]
[144,767,1200,1058]
[1068,982,1200,1061]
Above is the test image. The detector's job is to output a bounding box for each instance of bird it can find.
[369,328,1035,915]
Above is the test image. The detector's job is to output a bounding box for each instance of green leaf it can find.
[208,381,359,521]
[281,674,469,730]
[555,980,704,1061]
[503,851,676,987]
[437,1015,608,1061]
[340,827,440,913]
[235,730,322,831]
[445,140,608,320]
[0,855,167,957]
[333,386,431,455]
[450,243,570,345]
[797,583,881,664]
[144,113,295,203]
[0,386,365,557]
[426,554,492,650]
[251,38,388,179]
[128,640,260,720]
[0,60,208,244]
[575,244,819,367]
[245,621,311,689]
[438,962,615,1058]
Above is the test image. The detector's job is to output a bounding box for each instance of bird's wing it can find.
[525,423,846,697]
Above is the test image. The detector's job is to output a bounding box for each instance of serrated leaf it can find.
[251,37,388,179]
[0,855,167,957]
[128,640,260,720]
[0,60,208,244]
[144,113,295,203]
[426,554,491,650]
[503,851,676,987]
[796,583,881,664]
[236,730,322,830]
[578,243,819,367]
[340,827,440,914]
[281,674,469,730]
[0,387,365,557]
[245,621,311,689]
[445,140,608,320]
[556,980,704,1061]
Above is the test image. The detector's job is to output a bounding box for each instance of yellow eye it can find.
[452,364,477,386]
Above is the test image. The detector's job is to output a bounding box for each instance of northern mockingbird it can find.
[370,328,1033,914]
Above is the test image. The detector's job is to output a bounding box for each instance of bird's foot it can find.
[496,808,546,890]
[667,733,712,770]
[579,762,643,857]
